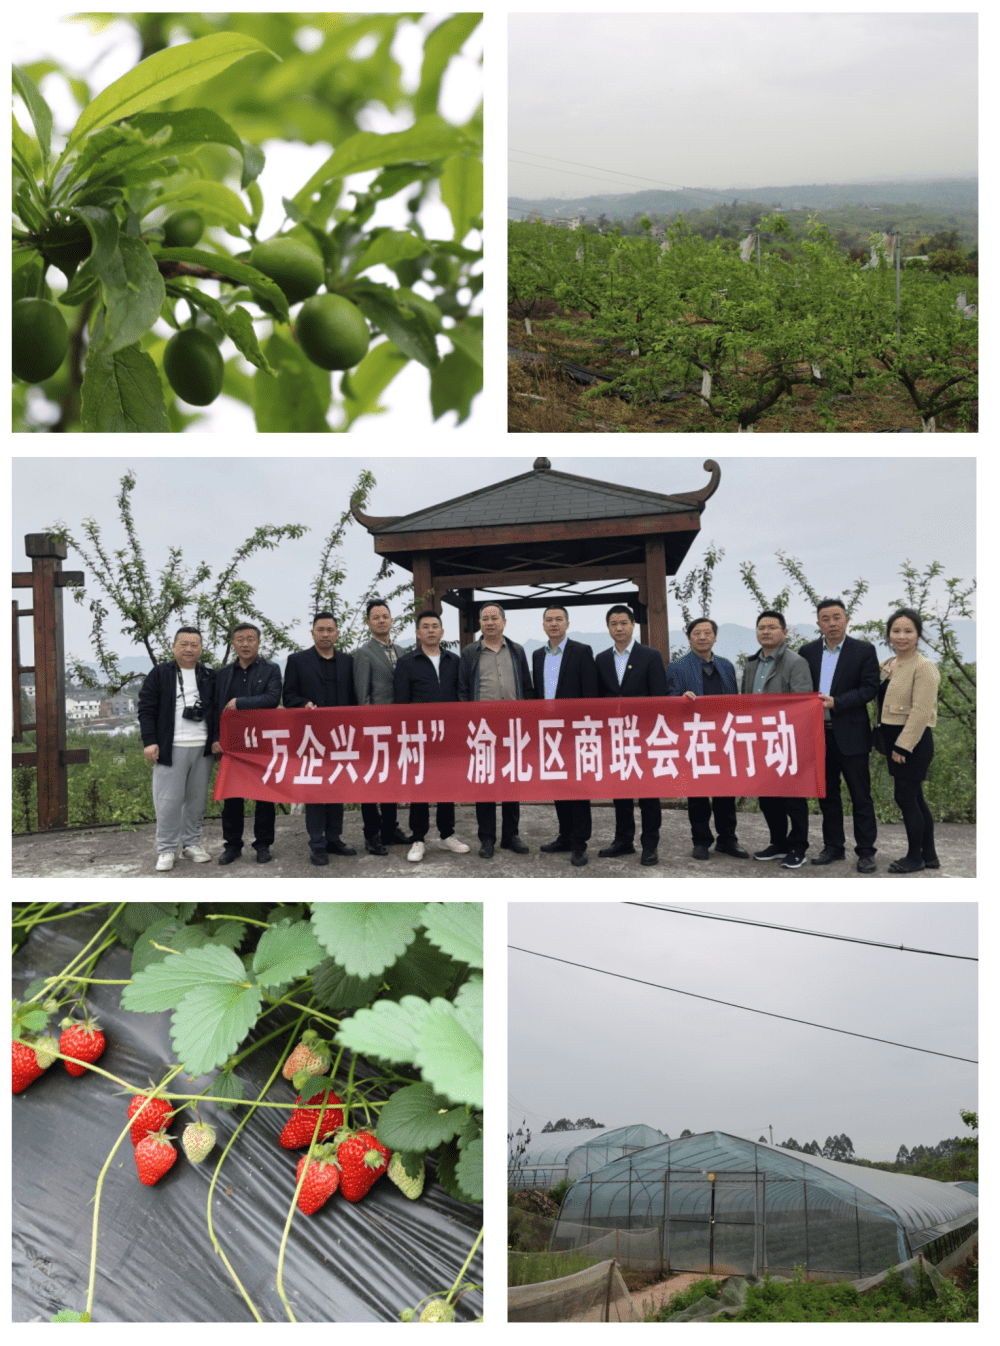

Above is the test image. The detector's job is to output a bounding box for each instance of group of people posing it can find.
[137,596,941,875]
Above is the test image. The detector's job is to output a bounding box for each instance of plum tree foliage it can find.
[12,11,483,432]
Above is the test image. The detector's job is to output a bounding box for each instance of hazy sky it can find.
[508,11,978,200]
[508,901,978,1161]
[12,12,482,434]
[12,454,974,663]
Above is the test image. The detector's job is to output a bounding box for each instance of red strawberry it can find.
[282,1029,331,1081]
[295,1145,341,1214]
[128,1093,174,1145]
[59,1021,106,1076]
[336,1130,391,1203]
[13,1040,45,1093]
[134,1129,177,1185]
[279,1089,344,1149]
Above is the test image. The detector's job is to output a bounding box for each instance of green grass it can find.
[508,1250,604,1287]
[719,1266,976,1323]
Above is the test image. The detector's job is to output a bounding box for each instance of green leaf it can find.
[252,919,324,988]
[12,113,39,178]
[173,287,274,375]
[70,109,245,191]
[93,233,167,356]
[240,139,266,191]
[435,1138,464,1202]
[335,995,433,1066]
[121,941,250,1014]
[430,344,481,423]
[209,1070,245,1111]
[421,903,482,969]
[252,330,331,432]
[414,14,482,118]
[292,116,476,211]
[131,918,203,975]
[68,33,277,147]
[170,979,261,1076]
[455,1135,483,1202]
[13,65,52,166]
[152,179,250,230]
[312,958,382,1012]
[415,1002,483,1108]
[376,1083,466,1152]
[453,977,483,1053]
[341,340,409,428]
[353,284,439,370]
[155,248,289,323]
[13,252,45,303]
[130,107,245,159]
[347,230,428,278]
[19,1007,49,1034]
[446,319,483,368]
[50,1309,87,1323]
[310,902,425,978]
[383,929,459,1002]
[80,324,172,431]
[440,155,482,243]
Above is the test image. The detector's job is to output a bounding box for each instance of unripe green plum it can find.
[163,328,224,406]
[162,210,204,249]
[249,236,324,306]
[12,297,70,384]
[296,294,370,371]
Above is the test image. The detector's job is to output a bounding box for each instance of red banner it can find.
[212,694,825,804]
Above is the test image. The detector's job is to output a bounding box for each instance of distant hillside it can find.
[509,177,978,221]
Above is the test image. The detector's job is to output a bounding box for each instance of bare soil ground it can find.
[636,1270,729,1317]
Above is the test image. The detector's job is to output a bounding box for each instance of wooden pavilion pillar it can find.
[644,536,669,664]
[412,553,434,619]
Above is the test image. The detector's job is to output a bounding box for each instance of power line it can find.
[623,903,977,961]
[507,946,977,1065]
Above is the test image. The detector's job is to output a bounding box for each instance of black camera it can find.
[182,701,205,722]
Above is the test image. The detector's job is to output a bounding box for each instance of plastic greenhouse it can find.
[509,1124,667,1191]
[551,1131,978,1279]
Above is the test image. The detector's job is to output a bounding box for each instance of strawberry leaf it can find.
[312,957,382,1011]
[455,1135,483,1202]
[310,903,425,978]
[123,941,249,1013]
[376,1082,466,1151]
[252,918,323,988]
[415,1003,482,1108]
[453,976,483,1052]
[209,1070,245,1111]
[335,994,433,1065]
[382,930,456,1001]
[170,980,261,1075]
[420,902,483,969]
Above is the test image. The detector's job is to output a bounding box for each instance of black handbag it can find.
[872,672,889,755]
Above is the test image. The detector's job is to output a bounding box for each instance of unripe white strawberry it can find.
[388,1151,425,1200]
[181,1121,216,1164]
[282,1029,331,1081]
[419,1299,456,1322]
[33,1036,60,1069]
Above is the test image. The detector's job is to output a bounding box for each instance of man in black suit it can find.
[799,598,879,874]
[282,611,358,866]
[533,605,599,868]
[594,605,668,867]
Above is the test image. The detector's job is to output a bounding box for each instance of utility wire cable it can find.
[623,903,977,961]
[507,946,977,1064]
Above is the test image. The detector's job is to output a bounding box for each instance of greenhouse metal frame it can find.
[551,1131,978,1280]
[509,1124,666,1191]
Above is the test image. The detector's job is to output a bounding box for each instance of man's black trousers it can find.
[221,797,275,851]
[476,801,519,844]
[612,797,661,847]
[554,798,592,848]
[819,730,878,855]
[305,802,345,853]
[361,801,398,842]
[687,796,737,847]
[759,796,809,853]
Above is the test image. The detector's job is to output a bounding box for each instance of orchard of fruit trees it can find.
[12,13,482,432]
[509,215,976,432]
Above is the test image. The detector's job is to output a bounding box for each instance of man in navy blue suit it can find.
[532,605,599,868]
[799,598,879,874]
[282,611,358,866]
[594,605,668,866]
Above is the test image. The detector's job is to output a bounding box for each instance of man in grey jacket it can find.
[740,609,814,870]
[352,599,412,855]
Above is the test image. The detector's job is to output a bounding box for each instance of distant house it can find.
[66,696,100,721]
[552,214,585,230]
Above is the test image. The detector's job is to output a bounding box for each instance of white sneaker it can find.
[155,852,175,872]
[182,844,212,863]
[437,835,471,854]
[407,841,426,863]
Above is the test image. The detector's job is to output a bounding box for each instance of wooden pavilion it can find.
[352,458,721,660]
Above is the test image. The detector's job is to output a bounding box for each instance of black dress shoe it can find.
[540,838,573,853]
[598,839,636,858]
[856,855,877,874]
[692,844,710,861]
[571,849,588,868]
[309,851,329,866]
[888,857,925,874]
[479,841,494,859]
[923,856,941,869]
[810,846,846,866]
[640,847,659,867]
[715,840,750,859]
[365,837,389,856]
[256,847,273,864]
[217,848,241,866]
[326,838,357,856]
[501,836,529,854]
[383,827,413,846]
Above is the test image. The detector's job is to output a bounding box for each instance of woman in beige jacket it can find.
[876,607,940,873]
